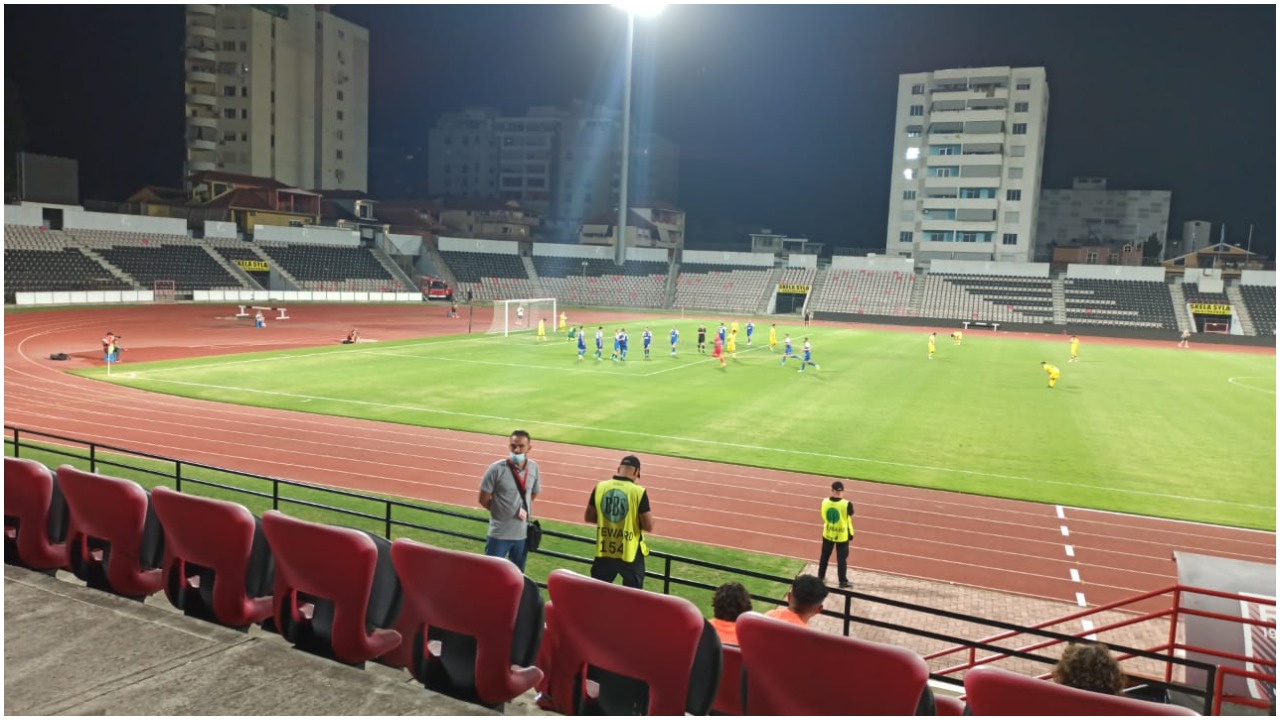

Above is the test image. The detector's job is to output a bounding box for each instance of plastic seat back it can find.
[151,487,273,629]
[736,611,928,715]
[4,458,69,570]
[260,510,401,664]
[711,642,744,715]
[963,666,1199,716]
[390,539,543,707]
[56,465,163,598]
[545,569,720,715]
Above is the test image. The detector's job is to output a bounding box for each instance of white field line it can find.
[106,376,1273,511]
[1227,376,1277,394]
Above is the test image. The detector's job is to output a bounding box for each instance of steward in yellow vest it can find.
[818,480,855,589]
[584,455,654,589]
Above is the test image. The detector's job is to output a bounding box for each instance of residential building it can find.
[183,5,369,192]
[185,170,321,232]
[578,202,684,250]
[885,66,1049,263]
[438,198,538,241]
[749,229,822,256]
[1035,178,1171,261]
[1051,241,1145,266]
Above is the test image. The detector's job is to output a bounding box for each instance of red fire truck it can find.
[420,276,454,301]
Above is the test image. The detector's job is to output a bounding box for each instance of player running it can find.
[768,323,778,352]
[779,334,795,366]
[725,328,738,359]
[577,326,587,361]
[798,337,820,373]
[711,333,727,368]
[697,324,708,353]
[745,321,755,346]
[1041,361,1061,389]
[1069,335,1080,363]
[670,326,680,356]
[595,326,605,361]
[642,327,653,359]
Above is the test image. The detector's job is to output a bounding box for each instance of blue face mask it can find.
[510,452,526,465]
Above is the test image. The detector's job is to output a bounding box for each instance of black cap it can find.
[831,481,845,491]
[620,455,641,470]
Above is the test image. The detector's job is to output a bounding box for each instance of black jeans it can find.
[818,538,849,584]
[591,556,645,589]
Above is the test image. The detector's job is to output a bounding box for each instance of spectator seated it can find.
[542,569,722,715]
[4,458,70,572]
[1239,284,1276,335]
[389,539,543,709]
[735,610,932,715]
[56,466,165,600]
[150,487,274,630]
[1063,279,1179,330]
[260,510,402,665]
[962,666,1198,716]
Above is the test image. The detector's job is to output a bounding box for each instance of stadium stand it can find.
[963,666,1198,716]
[919,274,1055,324]
[809,267,916,316]
[4,225,131,299]
[440,249,546,301]
[206,237,273,271]
[257,243,410,293]
[1062,279,1180,330]
[70,229,243,293]
[533,257,668,308]
[776,266,816,288]
[3,457,70,572]
[57,466,165,600]
[1239,284,1276,335]
[1181,285,1232,308]
[674,264,775,313]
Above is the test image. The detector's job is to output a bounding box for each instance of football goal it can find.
[488,297,558,336]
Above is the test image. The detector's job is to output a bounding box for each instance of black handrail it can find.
[3,424,1217,709]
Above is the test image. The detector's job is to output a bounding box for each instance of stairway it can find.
[907,271,927,316]
[1167,282,1194,333]
[370,246,418,292]
[1050,278,1067,325]
[760,267,785,314]
[1225,285,1256,335]
[663,258,680,308]
[806,268,830,312]
[251,246,301,291]
[71,244,139,290]
[199,243,259,289]
[519,253,550,297]
[421,241,459,290]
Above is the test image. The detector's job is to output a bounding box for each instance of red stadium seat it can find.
[935,694,965,715]
[4,458,70,571]
[56,465,164,599]
[150,487,274,630]
[711,643,744,715]
[260,510,402,665]
[735,611,930,715]
[963,666,1199,716]
[389,539,543,708]
[543,569,721,715]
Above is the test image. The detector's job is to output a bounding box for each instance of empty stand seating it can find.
[257,243,408,293]
[260,510,402,665]
[711,642,744,715]
[389,539,543,708]
[542,569,722,715]
[440,250,544,302]
[151,487,274,630]
[4,458,70,571]
[4,226,130,300]
[1239,284,1276,335]
[810,268,916,316]
[71,229,242,293]
[962,666,1199,716]
[1181,285,1231,309]
[1063,279,1179,330]
[920,274,1054,324]
[735,611,931,715]
[206,238,272,276]
[56,466,165,599]
[534,256,669,307]
[674,265,774,313]
[935,694,966,715]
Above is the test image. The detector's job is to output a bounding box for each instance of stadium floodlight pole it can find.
[612,2,665,266]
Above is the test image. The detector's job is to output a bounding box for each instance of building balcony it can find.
[187,158,217,173]
[185,22,216,40]
[930,108,1007,124]
[923,198,998,212]
[187,70,216,85]
[186,114,217,129]
[186,92,217,108]
[921,219,998,233]
[185,45,215,62]
[186,4,216,17]
[188,137,217,152]
[931,87,1009,102]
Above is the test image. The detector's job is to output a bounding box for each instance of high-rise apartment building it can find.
[183,4,369,191]
[885,66,1048,262]
[1036,178,1171,260]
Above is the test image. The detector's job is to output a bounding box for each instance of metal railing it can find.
[4,425,1225,709]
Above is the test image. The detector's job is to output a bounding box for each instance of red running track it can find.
[4,305,1274,611]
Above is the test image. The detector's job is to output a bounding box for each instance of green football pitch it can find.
[77,321,1277,530]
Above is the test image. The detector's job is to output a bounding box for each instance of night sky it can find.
[5,5,1275,255]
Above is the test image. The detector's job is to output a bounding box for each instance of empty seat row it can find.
[532,256,667,279]
[439,250,527,283]
[540,274,667,309]
[673,268,774,313]
[1063,279,1179,330]
[95,244,244,292]
[1238,284,1276,335]
[258,245,405,288]
[810,268,917,316]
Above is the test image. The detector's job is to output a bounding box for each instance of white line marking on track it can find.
[1075,592,1087,607]
[1081,619,1097,640]
[1064,545,1075,557]
[1056,505,1065,519]
[1070,568,1081,583]
[1060,525,1070,537]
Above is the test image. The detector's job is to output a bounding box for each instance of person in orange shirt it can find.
[764,575,829,627]
[709,582,753,646]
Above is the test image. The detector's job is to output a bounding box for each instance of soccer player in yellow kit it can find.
[726,328,738,358]
[951,330,963,346]
[1041,361,1060,388]
[1069,335,1080,363]
[559,311,567,333]
[928,332,937,360]
[768,323,778,352]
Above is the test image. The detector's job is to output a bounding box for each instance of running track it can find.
[4,305,1274,612]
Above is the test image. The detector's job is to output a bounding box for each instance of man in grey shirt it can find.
[478,429,540,571]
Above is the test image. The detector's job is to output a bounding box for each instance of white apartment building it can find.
[885,66,1049,263]
[1036,178,1171,261]
[183,4,369,192]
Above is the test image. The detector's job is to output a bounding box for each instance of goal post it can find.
[154,279,176,303]
[487,298,557,337]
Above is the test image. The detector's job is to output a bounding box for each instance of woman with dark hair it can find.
[709,582,753,646]
[1053,643,1126,695]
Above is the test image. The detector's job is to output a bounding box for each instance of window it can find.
[336,129,344,141]
[899,231,914,243]
[903,190,917,201]
[925,230,954,243]
[927,166,959,178]
[909,105,924,117]
[241,109,248,119]
[337,110,344,121]
[221,40,236,51]
[238,41,247,52]
[960,188,997,199]
[337,29,345,40]
[905,147,920,161]
[1009,144,1026,157]
[223,130,237,142]
[240,86,248,97]
[911,83,925,95]
[336,149,344,160]
[1012,123,1027,135]
[1014,102,1029,113]
[1003,233,1018,245]
[1006,189,1022,201]
[1008,167,1024,179]
[903,168,914,181]
[223,85,236,96]
[930,144,960,156]
[223,108,236,119]
[958,232,993,243]
[270,91,275,103]
[1004,211,1020,224]
[270,134,275,147]
[905,125,922,137]
[337,90,344,101]
[335,168,345,181]
[337,50,346,65]
[240,132,248,142]
[217,61,237,74]
[1016,79,1031,90]
[922,209,956,220]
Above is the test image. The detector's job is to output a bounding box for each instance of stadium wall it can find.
[16,290,155,306]
[4,204,46,226]
[787,254,818,268]
[1240,271,1276,286]
[681,249,773,267]
[831,256,914,272]
[929,259,1051,277]
[385,232,423,255]
[1065,264,1165,281]
[254,225,360,247]
[192,290,420,303]
[627,246,669,262]
[204,221,239,239]
[437,236,518,254]
[533,243,612,259]
[5,202,189,235]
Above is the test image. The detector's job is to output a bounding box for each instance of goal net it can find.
[488,298,557,337]
[154,279,176,303]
